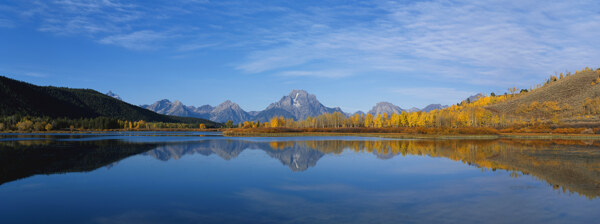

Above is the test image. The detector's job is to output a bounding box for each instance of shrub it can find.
[16,120,33,131]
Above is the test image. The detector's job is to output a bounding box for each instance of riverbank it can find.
[0,128,221,134]
[222,127,600,140]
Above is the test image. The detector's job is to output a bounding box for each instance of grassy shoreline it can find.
[2,128,600,140]
[222,128,600,140]
[0,128,221,134]
[222,132,600,140]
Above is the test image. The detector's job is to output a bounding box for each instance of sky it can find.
[1,0,599,112]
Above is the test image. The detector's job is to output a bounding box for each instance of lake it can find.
[1,132,599,223]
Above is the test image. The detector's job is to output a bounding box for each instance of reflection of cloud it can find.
[235,173,599,223]
[277,183,359,192]
[92,211,164,224]
[389,158,475,175]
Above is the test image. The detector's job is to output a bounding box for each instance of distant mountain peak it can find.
[406,107,420,113]
[354,111,366,116]
[289,89,309,97]
[290,89,307,94]
[263,89,342,121]
[422,104,448,112]
[215,100,240,109]
[368,102,403,115]
[375,101,394,106]
[210,100,250,123]
[105,91,122,101]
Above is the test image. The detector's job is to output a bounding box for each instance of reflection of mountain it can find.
[144,140,324,171]
[143,139,600,198]
[1,138,598,198]
[0,140,160,186]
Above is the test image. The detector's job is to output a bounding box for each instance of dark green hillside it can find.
[0,76,218,126]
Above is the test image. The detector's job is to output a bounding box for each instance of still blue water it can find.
[1,132,599,223]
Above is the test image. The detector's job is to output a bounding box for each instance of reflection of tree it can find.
[0,140,161,186]
[2,138,599,199]
[284,139,600,199]
[144,139,600,198]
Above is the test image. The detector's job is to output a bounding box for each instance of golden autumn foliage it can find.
[583,98,600,115]
[16,120,33,131]
[44,123,53,131]
[516,101,567,116]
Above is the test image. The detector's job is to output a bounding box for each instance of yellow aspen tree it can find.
[270,116,279,127]
[374,114,383,128]
[364,113,374,128]
[400,111,408,127]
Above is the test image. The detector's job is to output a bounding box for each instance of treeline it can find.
[0,115,210,132]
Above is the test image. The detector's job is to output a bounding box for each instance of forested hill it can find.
[0,76,217,125]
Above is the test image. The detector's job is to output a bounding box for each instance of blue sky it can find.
[1,0,599,112]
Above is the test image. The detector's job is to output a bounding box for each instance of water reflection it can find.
[0,140,161,186]
[1,138,599,199]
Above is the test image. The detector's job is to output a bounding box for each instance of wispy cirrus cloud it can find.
[99,30,169,50]
[31,0,141,35]
[235,0,600,85]
[277,69,354,78]
[3,0,600,88]
[0,18,13,28]
[23,72,48,78]
[5,0,212,50]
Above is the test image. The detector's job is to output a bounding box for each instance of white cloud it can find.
[27,0,140,35]
[236,0,600,85]
[177,43,218,52]
[7,0,600,84]
[99,30,168,50]
[277,69,354,78]
[23,72,48,78]
[0,18,14,28]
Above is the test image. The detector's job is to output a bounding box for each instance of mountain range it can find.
[141,90,344,123]
[142,89,448,123]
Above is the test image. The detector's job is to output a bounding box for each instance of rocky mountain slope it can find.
[368,102,404,115]
[262,90,343,121]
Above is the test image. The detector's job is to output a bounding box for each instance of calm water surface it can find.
[1,132,599,223]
